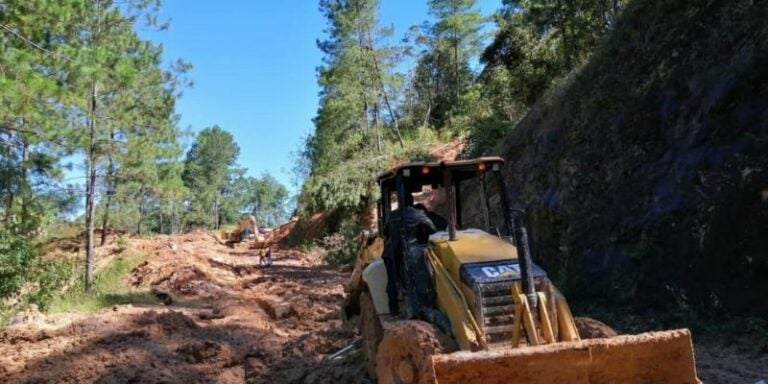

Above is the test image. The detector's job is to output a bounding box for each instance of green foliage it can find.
[481,0,625,108]
[28,258,81,311]
[179,126,292,230]
[322,217,362,265]
[0,0,193,290]
[300,0,406,247]
[465,115,513,157]
[407,0,485,131]
[182,125,241,229]
[306,155,385,213]
[115,236,130,252]
[48,252,158,314]
[0,235,78,322]
[300,0,630,266]
[237,174,292,227]
[0,229,36,298]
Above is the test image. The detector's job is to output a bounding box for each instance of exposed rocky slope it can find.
[466,0,767,316]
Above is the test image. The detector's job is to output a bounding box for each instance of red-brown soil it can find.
[0,230,370,384]
[1,229,765,383]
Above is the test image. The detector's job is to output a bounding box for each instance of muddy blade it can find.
[431,329,699,384]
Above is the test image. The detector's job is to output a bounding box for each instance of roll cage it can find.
[376,156,539,304]
[376,157,512,241]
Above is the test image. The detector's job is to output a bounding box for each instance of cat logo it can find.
[481,263,520,278]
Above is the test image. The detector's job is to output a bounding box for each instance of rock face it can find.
[468,0,768,315]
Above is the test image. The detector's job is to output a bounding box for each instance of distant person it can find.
[260,245,273,267]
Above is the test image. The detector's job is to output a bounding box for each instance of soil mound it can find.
[0,230,366,383]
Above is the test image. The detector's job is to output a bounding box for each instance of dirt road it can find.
[0,230,765,383]
[0,231,370,384]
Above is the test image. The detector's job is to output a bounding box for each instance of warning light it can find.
[421,166,430,175]
[478,162,486,171]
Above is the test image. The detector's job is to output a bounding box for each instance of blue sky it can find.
[145,0,500,192]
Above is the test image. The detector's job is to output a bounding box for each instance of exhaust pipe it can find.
[510,209,537,308]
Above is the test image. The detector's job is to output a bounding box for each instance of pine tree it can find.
[182,126,240,230]
[409,0,484,129]
[0,0,81,236]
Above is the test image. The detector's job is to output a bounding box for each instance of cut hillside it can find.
[465,0,768,317]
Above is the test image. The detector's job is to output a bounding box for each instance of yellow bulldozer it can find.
[220,215,260,243]
[343,157,699,384]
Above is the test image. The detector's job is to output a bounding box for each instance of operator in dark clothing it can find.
[414,203,448,232]
[381,194,437,318]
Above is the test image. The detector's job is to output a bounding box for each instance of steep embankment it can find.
[472,1,767,316]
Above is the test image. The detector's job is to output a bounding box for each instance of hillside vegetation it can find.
[469,0,768,320]
[298,0,624,262]
[0,1,291,318]
[299,0,767,325]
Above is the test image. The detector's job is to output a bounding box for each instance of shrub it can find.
[47,252,156,313]
[115,236,130,252]
[0,229,36,299]
[323,218,362,265]
[28,258,80,311]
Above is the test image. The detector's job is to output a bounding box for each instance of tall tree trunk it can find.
[213,195,219,229]
[356,26,371,137]
[19,121,30,236]
[100,129,115,246]
[137,184,145,235]
[85,81,98,292]
[453,33,459,103]
[374,102,382,152]
[365,34,404,148]
[85,0,103,293]
[452,3,460,104]
[100,192,111,245]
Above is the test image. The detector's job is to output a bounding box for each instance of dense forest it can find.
[0,1,290,314]
[298,0,625,261]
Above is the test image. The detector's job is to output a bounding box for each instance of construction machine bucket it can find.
[430,329,699,384]
[377,326,698,384]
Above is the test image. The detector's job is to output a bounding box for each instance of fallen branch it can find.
[326,337,361,361]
